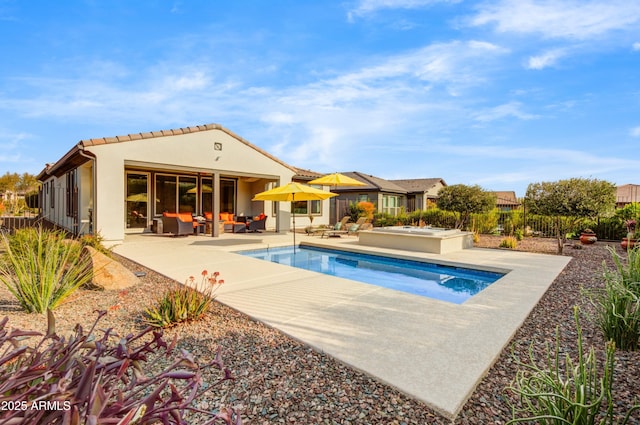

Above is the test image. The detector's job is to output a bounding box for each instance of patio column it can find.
[211,171,221,237]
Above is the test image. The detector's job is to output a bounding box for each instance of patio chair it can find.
[161,213,193,236]
[321,217,352,238]
[247,214,267,232]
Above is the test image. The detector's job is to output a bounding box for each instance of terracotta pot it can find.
[579,233,597,245]
[621,238,637,249]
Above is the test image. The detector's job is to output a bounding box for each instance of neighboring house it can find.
[616,184,640,208]
[329,172,408,222]
[389,178,447,212]
[37,123,331,246]
[493,191,520,211]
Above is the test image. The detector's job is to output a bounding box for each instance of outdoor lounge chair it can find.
[247,214,267,232]
[321,216,353,238]
[161,212,193,236]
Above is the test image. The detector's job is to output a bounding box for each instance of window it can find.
[65,170,77,217]
[382,194,401,216]
[50,181,55,209]
[178,176,197,213]
[201,177,213,214]
[127,173,149,229]
[155,175,177,214]
[154,174,198,214]
[293,200,308,214]
[220,178,236,214]
[292,184,322,216]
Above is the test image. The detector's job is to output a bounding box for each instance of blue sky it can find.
[1,0,639,196]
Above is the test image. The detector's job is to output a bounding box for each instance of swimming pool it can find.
[237,246,504,304]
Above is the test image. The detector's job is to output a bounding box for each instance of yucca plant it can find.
[0,227,94,313]
[145,270,224,328]
[506,307,640,424]
[585,245,640,351]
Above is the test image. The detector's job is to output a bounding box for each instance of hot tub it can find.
[358,226,474,254]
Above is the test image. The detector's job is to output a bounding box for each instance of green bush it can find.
[506,307,640,424]
[0,227,93,313]
[0,311,240,424]
[586,246,640,351]
[145,270,224,328]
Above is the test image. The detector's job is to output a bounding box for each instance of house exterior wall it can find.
[82,128,295,245]
[40,173,76,232]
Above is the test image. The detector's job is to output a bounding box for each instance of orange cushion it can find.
[204,212,213,220]
[177,213,193,223]
[163,212,177,218]
[219,212,230,222]
[259,213,266,220]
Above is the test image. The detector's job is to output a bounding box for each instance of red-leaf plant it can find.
[0,310,241,424]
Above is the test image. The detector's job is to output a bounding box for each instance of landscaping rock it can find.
[83,246,139,290]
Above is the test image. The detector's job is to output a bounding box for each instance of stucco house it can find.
[37,123,332,246]
[389,178,447,211]
[328,172,408,222]
[616,184,640,208]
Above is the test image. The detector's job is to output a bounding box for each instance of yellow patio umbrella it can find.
[252,182,337,249]
[308,172,367,188]
[308,173,366,223]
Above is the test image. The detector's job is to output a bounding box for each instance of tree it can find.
[436,184,496,230]
[0,172,39,215]
[525,178,616,254]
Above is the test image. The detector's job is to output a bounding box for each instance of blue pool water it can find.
[237,246,504,304]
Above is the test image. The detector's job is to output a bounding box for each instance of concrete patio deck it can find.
[113,231,571,419]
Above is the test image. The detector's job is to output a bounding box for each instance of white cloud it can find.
[347,0,457,21]
[526,49,565,69]
[631,126,640,137]
[469,0,640,40]
[472,102,539,122]
[633,42,640,51]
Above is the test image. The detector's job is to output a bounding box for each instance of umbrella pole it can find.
[292,194,296,253]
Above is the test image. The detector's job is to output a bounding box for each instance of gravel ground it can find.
[1,236,639,424]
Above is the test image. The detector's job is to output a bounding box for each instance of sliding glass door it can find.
[126,172,149,229]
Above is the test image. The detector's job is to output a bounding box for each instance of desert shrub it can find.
[0,311,240,425]
[79,232,112,257]
[514,228,524,241]
[506,307,640,424]
[586,246,640,351]
[145,270,224,328]
[0,227,93,313]
[499,236,518,249]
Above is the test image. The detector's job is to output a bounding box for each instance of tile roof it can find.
[292,167,325,181]
[334,172,408,193]
[39,123,296,179]
[389,178,446,192]
[493,191,519,206]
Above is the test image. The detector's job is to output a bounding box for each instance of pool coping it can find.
[114,233,571,419]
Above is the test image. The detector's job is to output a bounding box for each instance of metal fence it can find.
[0,216,40,233]
[369,209,628,241]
